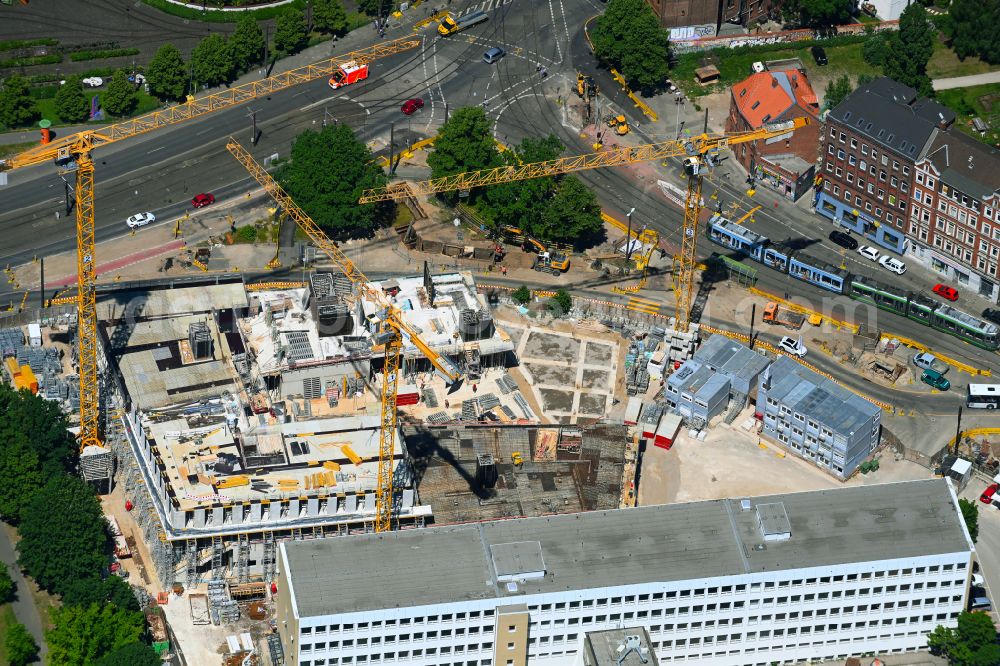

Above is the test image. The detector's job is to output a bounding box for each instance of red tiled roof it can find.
[732,69,819,128]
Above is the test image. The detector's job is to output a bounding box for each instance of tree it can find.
[0,441,44,523]
[551,289,573,315]
[862,33,891,68]
[482,135,563,235]
[824,74,853,110]
[538,176,603,245]
[427,106,500,183]
[5,623,38,666]
[0,75,39,129]
[103,69,137,117]
[928,611,1000,665]
[944,0,1000,64]
[229,13,265,73]
[959,498,979,542]
[146,43,187,101]
[191,33,235,89]
[0,384,76,476]
[274,6,308,56]
[0,562,14,602]
[46,603,146,665]
[61,575,139,612]
[93,642,163,666]
[357,0,385,16]
[55,75,90,123]
[883,3,936,97]
[511,286,531,305]
[783,0,854,29]
[17,476,108,597]
[276,124,391,239]
[590,0,670,91]
[313,0,349,35]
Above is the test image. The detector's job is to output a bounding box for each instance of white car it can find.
[878,255,906,275]
[857,245,881,262]
[777,336,807,357]
[81,76,103,87]
[126,212,155,229]
[972,573,985,587]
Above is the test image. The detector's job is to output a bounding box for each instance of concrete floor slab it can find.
[523,362,577,386]
[524,330,580,363]
[584,341,614,366]
[539,388,575,412]
[581,369,610,388]
[578,393,608,415]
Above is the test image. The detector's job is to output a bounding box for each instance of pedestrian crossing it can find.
[456,0,515,17]
[624,295,663,316]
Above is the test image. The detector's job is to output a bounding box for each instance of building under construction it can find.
[99,270,518,587]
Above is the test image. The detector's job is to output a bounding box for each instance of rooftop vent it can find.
[740,498,752,512]
[756,502,791,542]
[491,541,546,583]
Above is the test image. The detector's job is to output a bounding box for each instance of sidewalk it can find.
[933,70,1000,91]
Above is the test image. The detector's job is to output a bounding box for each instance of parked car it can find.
[857,245,880,262]
[912,352,947,374]
[982,308,1000,325]
[81,76,103,87]
[878,255,906,275]
[932,283,959,301]
[483,47,506,64]
[777,336,807,357]
[921,368,951,391]
[400,98,424,115]
[811,46,828,66]
[126,212,155,229]
[970,593,992,612]
[980,484,998,504]
[972,573,985,586]
[828,230,858,250]
[191,192,215,208]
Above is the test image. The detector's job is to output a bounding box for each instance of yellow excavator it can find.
[500,225,570,275]
[607,114,630,136]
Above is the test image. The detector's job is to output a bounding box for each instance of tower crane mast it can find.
[225,139,460,532]
[0,38,419,460]
[359,117,810,331]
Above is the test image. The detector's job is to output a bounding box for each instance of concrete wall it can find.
[493,605,530,666]
[276,546,300,665]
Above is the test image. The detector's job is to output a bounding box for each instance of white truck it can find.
[912,352,948,374]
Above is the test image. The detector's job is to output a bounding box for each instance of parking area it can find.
[957,476,1000,625]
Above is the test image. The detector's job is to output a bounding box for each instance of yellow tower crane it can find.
[359,117,810,332]
[225,139,460,532]
[0,38,419,459]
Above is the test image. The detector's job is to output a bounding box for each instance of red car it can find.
[400,98,424,115]
[191,193,215,208]
[932,283,959,301]
[981,483,998,504]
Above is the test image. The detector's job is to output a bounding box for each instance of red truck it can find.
[329,61,369,89]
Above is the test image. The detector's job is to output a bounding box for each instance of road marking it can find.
[147,146,165,154]
[546,0,564,62]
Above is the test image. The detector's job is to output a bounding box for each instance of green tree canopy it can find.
[93,642,163,666]
[511,286,531,305]
[191,33,234,89]
[862,33,891,68]
[5,622,38,666]
[230,13,265,72]
[0,441,44,523]
[46,603,146,666]
[538,176,603,245]
[590,0,670,91]
[959,497,979,542]
[357,0,384,16]
[427,106,501,184]
[103,69,137,117]
[783,0,854,28]
[883,3,936,97]
[17,476,108,596]
[0,562,15,602]
[0,75,39,129]
[146,43,188,101]
[928,611,1000,665]
[944,0,1000,64]
[313,0,349,35]
[276,124,391,239]
[61,575,139,612]
[274,7,308,55]
[551,288,573,315]
[824,74,853,110]
[55,76,90,124]
[481,135,563,234]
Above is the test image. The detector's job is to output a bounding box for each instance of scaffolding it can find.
[236,533,250,583]
[211,535,225,579]
[262,531,276,583]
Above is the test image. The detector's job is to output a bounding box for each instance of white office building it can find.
[275,479,973,666]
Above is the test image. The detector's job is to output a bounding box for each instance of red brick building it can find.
[645,0,776,34]
[726,67,821,200]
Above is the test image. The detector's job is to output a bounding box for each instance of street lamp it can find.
[626,207,636,262]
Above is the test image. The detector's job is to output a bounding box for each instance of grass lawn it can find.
[0,141,40,160]
[675,42,879,99]
[0,603,17,664]
[935,82,1000,146]
[35,89,161,127]
[927,40,1000,79]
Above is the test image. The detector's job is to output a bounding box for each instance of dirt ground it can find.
[638,405,933,507]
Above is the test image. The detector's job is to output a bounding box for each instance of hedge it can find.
[0,54,62,68]
[69,48,141,62]
[141,0,306,22]
[0,38,59,52]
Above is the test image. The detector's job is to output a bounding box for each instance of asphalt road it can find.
[1,0,997,378]
[0,525,46,664]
